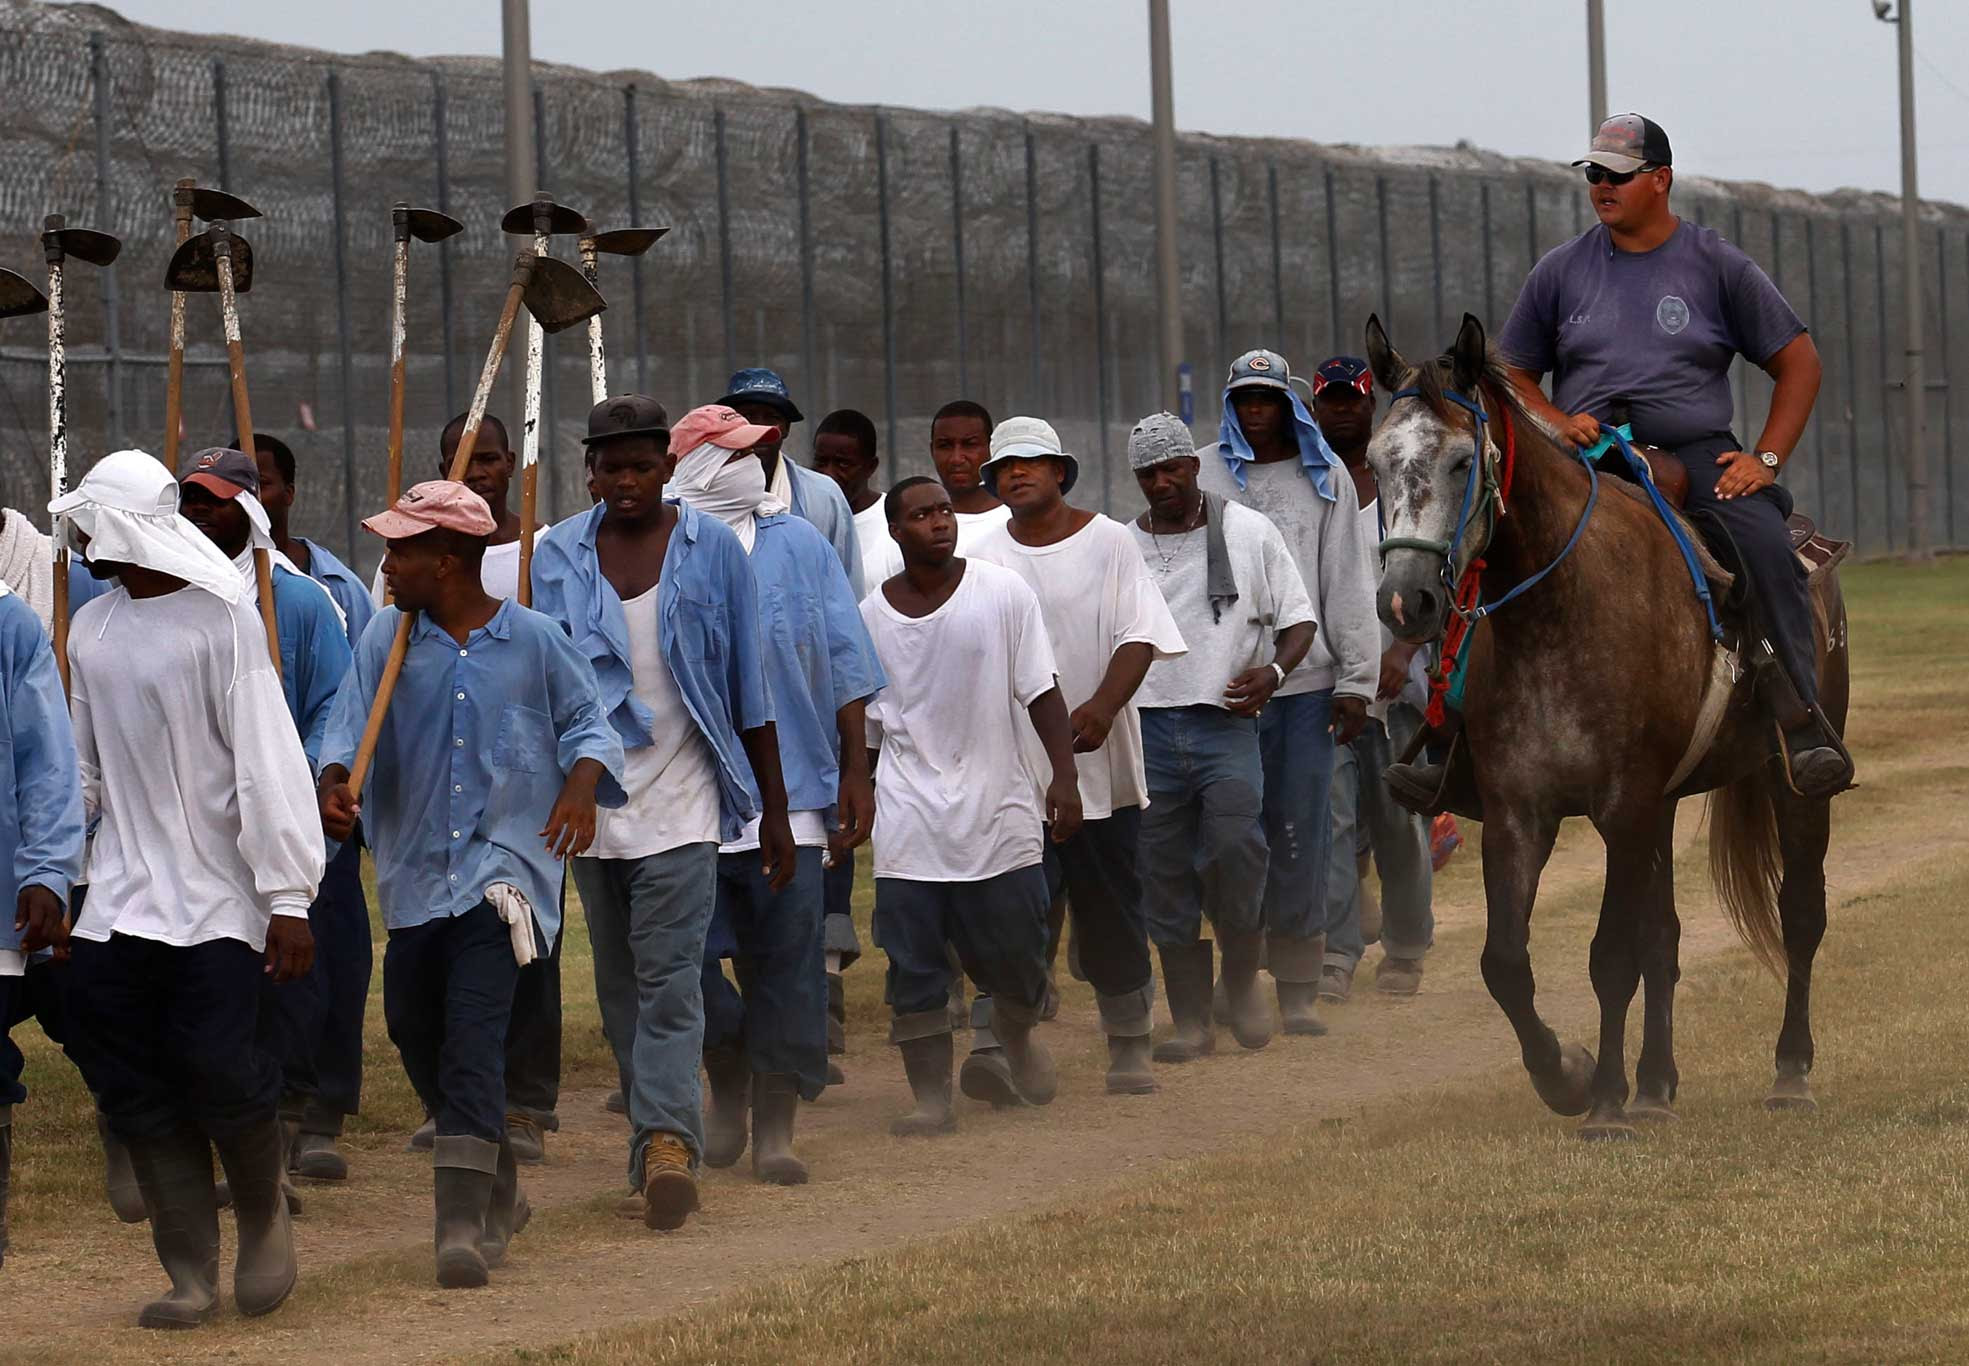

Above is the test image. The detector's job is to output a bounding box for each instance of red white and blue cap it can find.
[1312,356,1373,398]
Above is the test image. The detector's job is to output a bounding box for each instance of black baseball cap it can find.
[181,446,262,499]
[1573,113,1673,174]
[582,394,671,447]
[1312,356,1373,399]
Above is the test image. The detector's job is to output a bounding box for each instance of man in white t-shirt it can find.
[863,477,1082,1134]
[1124,413,1316,1061]
[532,397,794,1232]
[971,418,1186,1097]
[1310,358,1434,1002]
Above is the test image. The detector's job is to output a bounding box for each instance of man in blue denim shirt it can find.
[716,367,863,589]
[317,480,624,1290]
[0,583,87,1271]
[532,396,797,1232]
[663,404,885,1189]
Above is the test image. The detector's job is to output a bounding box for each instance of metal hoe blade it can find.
[164,230,255,294]
[592,226,668,257]
[500,197,587,237]
[405,207,464,243]
[189,187,261,223]
[523,256,606,334]
[0,269,48,319]
[44,225,121,267]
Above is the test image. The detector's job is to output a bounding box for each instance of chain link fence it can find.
[2,0,1964,573]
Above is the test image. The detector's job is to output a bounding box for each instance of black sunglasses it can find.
[1582,164,1655,186]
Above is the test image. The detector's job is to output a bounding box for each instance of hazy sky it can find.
[78,0,1969,208]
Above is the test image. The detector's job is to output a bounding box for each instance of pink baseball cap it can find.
[361,479,497,540]
[667,404,779,458]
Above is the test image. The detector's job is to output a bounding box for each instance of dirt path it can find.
[1,778,1931,1365]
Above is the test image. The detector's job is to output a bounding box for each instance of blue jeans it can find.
[265,837,371,1133]
[382,902,521,1147]
[703,846,829,1100]
[1257,689,1338,980]
[572,843,718,1187]
[875,866,1052,1021]
[503,874,564,1130]
[1138,706,1268,946]
[1325,704,1434,969]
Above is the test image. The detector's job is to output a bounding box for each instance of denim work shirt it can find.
[532,499,770,844]
[318,598,626,948]
[0,590,83,954]
[267,563,354,770]
[785,458,864,592]
[297,537,377,649]
[746,513,886,813]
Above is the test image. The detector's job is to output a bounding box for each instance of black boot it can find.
[479,1136,530,1268]
[891,1021,957,1136]
[213,1116,298,1317]
[1153,941,1217,1064]
[126,1124,221,1329]
[701,1043,751,1169]
[958,995,1021,1108]
[1384,711,1463,817]
[750,1074,809,1186]
[1752,633,1854,799]
[96,1108,148,1223]
[825,972,847,1056]
[432,1135,498,1289]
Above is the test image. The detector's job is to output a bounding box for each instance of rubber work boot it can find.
[407,1115,436,1152]
[213,1116,299,1317]
[1277,981,1328,1037]
[290,1129,348,1182]
[504,1112,545,1166]
[1104,1033,1157,1095]
[750,1074,809,1186]
[701,1043,751,1168]
[0,1107,11,1271]
[432,1135,498,1289]
[604,1089,627,1115]
[1376,956,1425,996]
[1211,970,1234,1026]
[991,997,1057,1106]
[479,1136,530,1269]
[1153,941,1216,1064]
[1216,930,1275,1050]
[958,996,1021,1109]
[826,972,847,1056]
[96,1108,148,1223]
[126,1123,221,1329]
[891,1024,958,1136]
[640,1132,698,1232]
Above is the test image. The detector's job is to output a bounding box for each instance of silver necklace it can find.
[1145,497,1204,575]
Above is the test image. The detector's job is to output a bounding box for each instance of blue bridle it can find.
[1379,383,1601,626]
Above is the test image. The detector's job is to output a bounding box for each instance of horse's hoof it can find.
[1627,1094,1680,1124]
[1765,1070,1818,1113]
[1529,1043,1596,1117]
[1578,1109,1637,1142]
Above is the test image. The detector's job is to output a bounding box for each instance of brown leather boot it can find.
[640,1132,699,1231]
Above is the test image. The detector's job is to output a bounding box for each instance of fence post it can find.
[1209,156,1226,370]
[1806,216,1825,510]
[1937,225,1954,547]
[1841,220,1860,543]
[433,72,458,416]
[1267,162,1284,346]
[1429,175,1444,343]
[714,106,736,377]
[1323,166,1340,359]
[795,107,815,408]
[1875,219,1895,550]
[951,124,968,395]
[1090,143,1110,511]
[328,71,360,562]
[1376,173,1392,329]
[212,58,233,189]
[88,32,123,451]
[1024,121,1041,407]
[875,111,898,457]
[1481,182,1496,332]
[623,85,649,393]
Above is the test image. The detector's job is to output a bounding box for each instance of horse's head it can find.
[1364,312,1501,644]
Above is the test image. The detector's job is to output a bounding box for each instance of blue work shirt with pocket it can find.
[0,590,84,955]
[296,537,377,649]
[318,597,626,948]
[743,512,886,815]
[265,562,353,770]
[531,499,772,844]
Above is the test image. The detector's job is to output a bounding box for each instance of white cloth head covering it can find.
[666,440,787,553]
[50,450,243,604]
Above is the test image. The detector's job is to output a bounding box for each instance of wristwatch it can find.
[1756,450,1781,470]
[1269,662,1287,688]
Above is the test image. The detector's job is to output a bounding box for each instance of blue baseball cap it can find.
[1225,348,1293,395]
[716,367,804,424]
[1312,356,1373,399]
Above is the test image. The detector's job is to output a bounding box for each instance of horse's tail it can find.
[1708,771,1786,977]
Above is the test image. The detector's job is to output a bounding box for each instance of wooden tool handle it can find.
[52,547,69,696]
[517,462,538,607]
[215,244,283,685]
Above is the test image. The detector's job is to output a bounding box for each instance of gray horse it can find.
[1364,313,1849,1138]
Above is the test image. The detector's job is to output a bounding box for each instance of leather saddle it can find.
[1614,439,1848,585]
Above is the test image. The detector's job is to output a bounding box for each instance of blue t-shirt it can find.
[1497,220,1805,449]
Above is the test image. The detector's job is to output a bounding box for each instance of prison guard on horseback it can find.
[1383,112,1855,811]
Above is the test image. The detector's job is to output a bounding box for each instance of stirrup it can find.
[1383,760,1447,817]
[1774,714,1855,800]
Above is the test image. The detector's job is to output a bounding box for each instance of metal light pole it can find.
[503,0,536,209]
[1586,0,1608,134]
[1877,0,1929,562]
[1148,0,1185,415]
